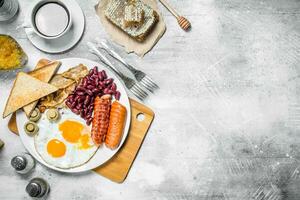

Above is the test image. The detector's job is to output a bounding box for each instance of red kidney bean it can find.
[88,80,96,86]
[95,79,99,86]
[84,96,90,105]
[68,98,74,104]
[86,85,93,90]
[82,79,88,87]
[90,95,94,103]
[80,96,85,100]
[98,81,105,88]
[72,108,80,115]
[76,104,82,110]
[97,84,103,90]
[76,91,85,96]
[115,91,121,100]
[84,108,88,115]
[104,78,113,85]
[76,86,86,91]
[66,101,72,108]
[74,95,80,102]
[88,105,93,114]
[85,89,93,96]
[104,89,113,94]
[106,83,112,89]
[80,110,85,118]
[92,73,98,79]
[93,66,98,74]
[78,98,84,104]
[86,118,92,126]
[101,70,107,79]
[103,88,110,94]
[86,113,92,120]
[89,76,95,81]
[88,102,93,109]
[71,101,77,108]
[98,72,104,81]
[92,88,99,94]
[111,83,117,92]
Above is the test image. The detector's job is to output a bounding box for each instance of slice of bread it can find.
[23,61,61,116]
[8,112,18,135]
[36,59,52,68]
[3,72,58,118]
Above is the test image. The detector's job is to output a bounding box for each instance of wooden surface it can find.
[94,99,154,183]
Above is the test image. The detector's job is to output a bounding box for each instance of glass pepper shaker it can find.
[11,152,35,174]
[0,0,19,22]
[26,178,50,199]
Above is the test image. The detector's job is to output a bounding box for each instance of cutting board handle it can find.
[93,99,155,183]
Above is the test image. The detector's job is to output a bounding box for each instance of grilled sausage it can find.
[91,95,111,146]
[105,101,127,149]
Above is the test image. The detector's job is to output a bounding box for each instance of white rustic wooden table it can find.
[1,0,300,199]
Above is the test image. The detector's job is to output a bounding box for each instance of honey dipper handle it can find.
[158,0,180,19]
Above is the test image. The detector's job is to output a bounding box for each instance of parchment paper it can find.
[95,0,166,57]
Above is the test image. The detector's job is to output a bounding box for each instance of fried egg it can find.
[35,109,98,169]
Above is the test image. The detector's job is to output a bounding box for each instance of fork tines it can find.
[131,83,148,100]
[140,76,159,92]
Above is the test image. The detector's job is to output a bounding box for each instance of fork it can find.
[96,39,159,92]
[87,42,148,100]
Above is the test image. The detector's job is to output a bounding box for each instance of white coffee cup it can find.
[23,0,72,40]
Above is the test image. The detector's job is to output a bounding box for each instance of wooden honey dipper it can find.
[158,0,191,31]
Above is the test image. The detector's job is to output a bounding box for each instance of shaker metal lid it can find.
[11,156,27,171]
[26,182,41,197]
[0,0,4,7]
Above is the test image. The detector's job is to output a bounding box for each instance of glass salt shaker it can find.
[11,152,35,174]
[0,0,19,22]
[26,178,50,199]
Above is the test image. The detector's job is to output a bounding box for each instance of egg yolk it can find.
[79,134,92,149]
[47,139,66,157]
[59,120,93,149]
[59,120,83,143]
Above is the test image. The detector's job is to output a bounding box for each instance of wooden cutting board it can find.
[93,99,154,183]
[8,59,155,183]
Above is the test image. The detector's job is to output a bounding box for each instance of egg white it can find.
[34,108,98,169]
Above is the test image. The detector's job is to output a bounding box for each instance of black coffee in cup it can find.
[33,2,70,37]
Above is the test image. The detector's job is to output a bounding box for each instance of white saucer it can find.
[25,0,85,54]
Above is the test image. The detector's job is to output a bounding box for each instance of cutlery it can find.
[96,39,159,92]
[158,0,191,31]
[87,42,148,100]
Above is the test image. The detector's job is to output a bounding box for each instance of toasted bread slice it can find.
[36,59,51,68]
[8,112,18,135]
[23,61,61,116]
[50,74,75,89]
[8,59,53,133]
[3,72,58,118]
